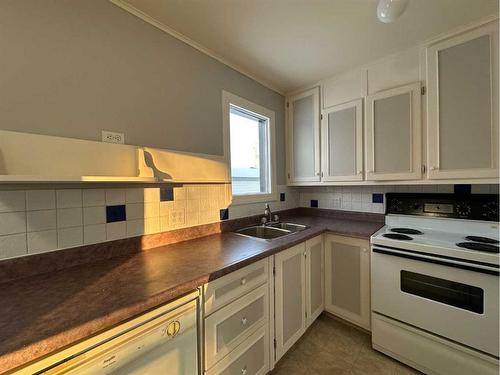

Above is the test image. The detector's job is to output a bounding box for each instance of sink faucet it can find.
[262,203,279,225]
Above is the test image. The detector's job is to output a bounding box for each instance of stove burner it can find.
[383,233,413,240]
[465,236,499,244]
[391,228,423,235]
[456,242,499,253]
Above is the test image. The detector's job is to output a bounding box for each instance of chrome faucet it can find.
[262,203,279,225]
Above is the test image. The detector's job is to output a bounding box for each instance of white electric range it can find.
[370,193,499,375]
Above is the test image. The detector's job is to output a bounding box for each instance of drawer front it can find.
[204,258,268,315]
[205,284,269,369]
[206,324,269,375]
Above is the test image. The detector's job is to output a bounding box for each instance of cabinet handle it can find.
[241,366,247,375]
[240,278,246,285]
[241,317,247,326]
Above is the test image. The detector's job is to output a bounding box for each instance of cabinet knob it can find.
[429,166,437,171]
[241,366,247,375]
[316,171,320,176]
[240,278,246,285]
[241,317,247,326]
[357,170,362,175]
[362,248,368,253]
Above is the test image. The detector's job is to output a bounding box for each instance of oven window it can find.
[400,271,484,313]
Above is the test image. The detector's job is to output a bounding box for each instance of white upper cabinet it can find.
[365,82,422,181]
[426,21,499,179]
[321,99,364,181]
[286,87,321,183]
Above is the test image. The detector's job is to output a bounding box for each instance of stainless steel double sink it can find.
[235,222,308,240]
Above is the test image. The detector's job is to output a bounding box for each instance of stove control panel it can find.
[386,193,499,222]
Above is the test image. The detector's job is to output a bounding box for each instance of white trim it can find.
[108,0,283,95]
[222,91,277,205]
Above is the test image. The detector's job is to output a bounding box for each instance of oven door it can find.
[371,246,499,357]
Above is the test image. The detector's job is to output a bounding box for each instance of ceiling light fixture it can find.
[377,0,409,23]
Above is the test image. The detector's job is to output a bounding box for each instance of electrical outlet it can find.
[102,130,125,144]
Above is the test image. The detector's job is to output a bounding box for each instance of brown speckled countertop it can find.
[0,211,383,373]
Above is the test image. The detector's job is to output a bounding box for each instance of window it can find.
[223,91,276,204]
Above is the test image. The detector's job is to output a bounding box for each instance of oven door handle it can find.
[372,247,499,276]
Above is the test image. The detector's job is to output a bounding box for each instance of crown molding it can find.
[109,0,284,95]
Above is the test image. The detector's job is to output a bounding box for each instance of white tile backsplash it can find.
[27,210,57,232]
[83,224,106,245]
[1,183,496,261]
[0,233,27,258]
[83,206,106,225]
[27,230,57,254]
[83,189,105,207]
[0,211,26,236]
[105,189,126,205]
[26,190,56,211]
[58,227,83,248]
[56,189,82,208]
[106,222,127,241]
[0,191,26,213]
[57,208,83,228]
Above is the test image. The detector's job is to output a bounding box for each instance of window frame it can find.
[222,90,277,205]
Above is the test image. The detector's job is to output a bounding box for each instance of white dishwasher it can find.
[21,292,199,375]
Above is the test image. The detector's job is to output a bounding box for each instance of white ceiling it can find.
[117,0,498,94]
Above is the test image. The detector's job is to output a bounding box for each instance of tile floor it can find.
[271,314,421,375]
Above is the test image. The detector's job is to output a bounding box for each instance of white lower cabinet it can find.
[274,242,307,361]
[205,284,269,369]
[204,233,369,372]
[206,325,270,375]
[324,234,371,330]
[306,235,324,327]
[274,235,324,361]
[203,258,273,375]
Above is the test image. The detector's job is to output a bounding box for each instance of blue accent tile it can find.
[454,184,471,194]
[160,187,174,201]
[106,205,126,223]
[280,192,286,202]
[220,208,229,221]
[310,200,318,208]
[372,193,384,203]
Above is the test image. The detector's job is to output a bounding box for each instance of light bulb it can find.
[377,0,409,23]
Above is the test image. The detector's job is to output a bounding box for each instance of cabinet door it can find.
[427,22,499,179]
[286,87,321,183]
[324,234,370,330]
[365,82,422,181]
[274,242,306,361]
[321,99,363,181]
[305,236,324,327]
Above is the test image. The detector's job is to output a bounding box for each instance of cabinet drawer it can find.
[206,324,269,375]
[204,258,268,315]
[205,284,269,369]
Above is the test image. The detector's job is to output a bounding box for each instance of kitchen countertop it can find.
[0,213,383,373]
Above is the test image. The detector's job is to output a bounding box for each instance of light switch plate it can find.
[102,130,125,144]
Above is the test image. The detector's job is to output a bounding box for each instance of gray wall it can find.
[0,0,286,183]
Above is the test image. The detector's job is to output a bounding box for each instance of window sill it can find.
[231,192,278,205]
